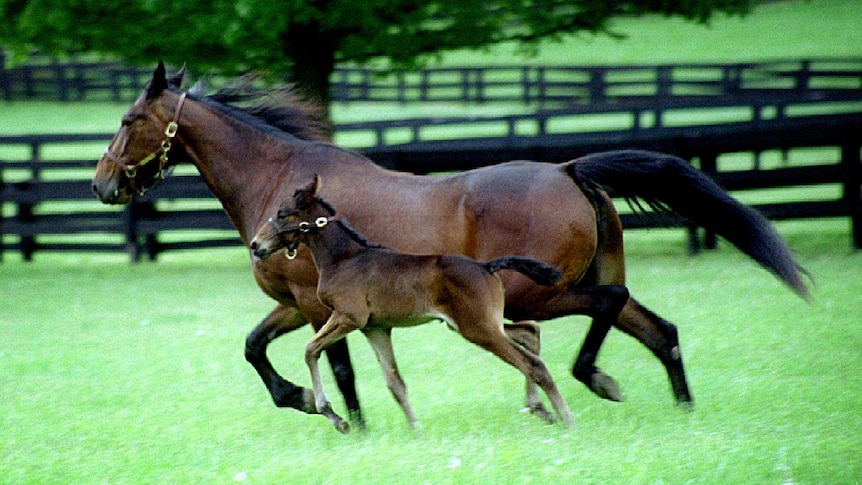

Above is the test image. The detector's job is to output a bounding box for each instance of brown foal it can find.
[250,176,576,433]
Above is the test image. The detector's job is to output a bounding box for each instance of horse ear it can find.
[168,63,186,89]
[147,61,168,99]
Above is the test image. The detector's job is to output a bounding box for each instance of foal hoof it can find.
[592,372,625,402]
[334,419,351,434]
[522,404,556,424]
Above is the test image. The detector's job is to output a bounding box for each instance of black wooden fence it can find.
[2,59,861,261]
[3,55,861,106]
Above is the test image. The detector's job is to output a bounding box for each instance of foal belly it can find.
[367,312,449,329]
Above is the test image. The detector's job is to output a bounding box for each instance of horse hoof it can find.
[592,372,625,402]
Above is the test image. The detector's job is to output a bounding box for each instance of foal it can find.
[250,176,576,433]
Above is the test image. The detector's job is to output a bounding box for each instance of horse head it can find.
[92,61,189,204]
[250,175,332,260]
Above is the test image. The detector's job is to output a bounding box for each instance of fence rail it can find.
[3,55,861,105]
[2,59,861,261]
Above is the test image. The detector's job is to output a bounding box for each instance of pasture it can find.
[1,220,860,483]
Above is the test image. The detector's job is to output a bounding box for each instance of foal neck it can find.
[303,218,372,270]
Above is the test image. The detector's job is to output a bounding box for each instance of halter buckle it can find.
[164,121,179,138]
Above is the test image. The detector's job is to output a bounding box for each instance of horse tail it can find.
[485,256,563,286]
[566,149,811,299]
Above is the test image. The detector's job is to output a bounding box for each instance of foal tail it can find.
[486,256,563,286]
[567,149,811,299]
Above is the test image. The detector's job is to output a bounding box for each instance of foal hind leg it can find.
[459,318,574,426]
[504,321,553,423]
[362,328,419,428]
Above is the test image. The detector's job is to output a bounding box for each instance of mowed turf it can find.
[1,219,859,483]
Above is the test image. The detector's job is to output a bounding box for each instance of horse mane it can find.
[185,75,333,143]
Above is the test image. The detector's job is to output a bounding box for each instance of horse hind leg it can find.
[556,285,630,402]
[361,328,419,429]
[617,297,693,406]
[504,321,554,423]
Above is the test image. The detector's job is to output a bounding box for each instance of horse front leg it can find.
[245,304,317,413]
[245,303,366,428]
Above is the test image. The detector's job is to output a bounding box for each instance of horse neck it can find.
[171,97,298,243]
[304,220,367,273]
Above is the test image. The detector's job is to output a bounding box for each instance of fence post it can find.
[842,137,862,248]
[123,204,141,262]
[0,164,4,262]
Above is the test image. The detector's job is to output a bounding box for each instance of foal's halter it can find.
[269,216,331,260]
[103,92,187,196]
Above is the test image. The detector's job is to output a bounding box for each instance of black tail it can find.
[567,149,810,299]
[485,256,563,286]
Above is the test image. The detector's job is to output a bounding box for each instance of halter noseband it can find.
[104,92,187,196]
[268,216,331,260]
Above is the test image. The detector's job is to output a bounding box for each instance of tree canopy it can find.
[1,0,750,107]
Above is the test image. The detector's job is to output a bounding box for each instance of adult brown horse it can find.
[92,63,809,428]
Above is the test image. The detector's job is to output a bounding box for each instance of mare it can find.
[249,176,577,432]
[92,62,810,428]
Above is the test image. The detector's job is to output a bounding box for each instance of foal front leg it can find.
[306,311,360,434]
[362,327,418,428]
[505,321,554,423]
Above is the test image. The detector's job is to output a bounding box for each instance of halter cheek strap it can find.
[272,216,331,260]
[104,92,187,196]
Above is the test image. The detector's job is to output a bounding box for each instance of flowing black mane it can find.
[184,76,333,143]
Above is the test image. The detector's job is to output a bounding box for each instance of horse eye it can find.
[121,117,133,127]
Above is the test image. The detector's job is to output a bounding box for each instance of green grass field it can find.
[1,220,860,483]
[2,1,861,483]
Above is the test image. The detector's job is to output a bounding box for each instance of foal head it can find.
[250,175,333,260]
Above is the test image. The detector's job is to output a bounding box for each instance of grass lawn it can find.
[1,219,860,483]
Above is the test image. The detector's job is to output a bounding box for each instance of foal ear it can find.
[294,175,320,209]
[310,174,321,195]
[147,61,169,99]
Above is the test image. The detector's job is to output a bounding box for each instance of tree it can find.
[1,0,750,110]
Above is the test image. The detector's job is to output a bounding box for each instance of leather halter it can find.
[104,92,187,196]
[267,216,331,260]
